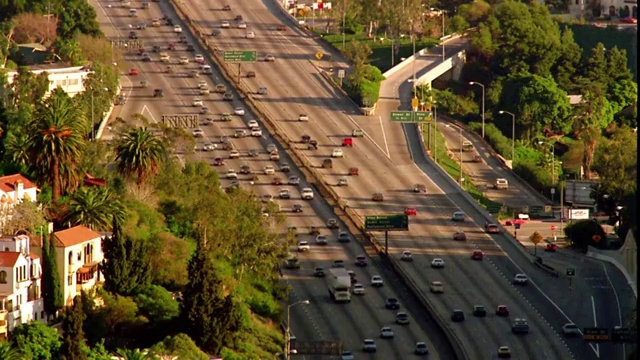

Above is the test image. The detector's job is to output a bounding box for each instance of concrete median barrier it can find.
[169,1,463,357]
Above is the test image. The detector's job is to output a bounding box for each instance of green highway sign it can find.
[390,111,413,122]
[583,327,609,342]
[529,205,544,215]
[364,214,409,231]
[486,203,502,214]
[414,111,432,122]
[566,268,576,277]
[223,50,257,62]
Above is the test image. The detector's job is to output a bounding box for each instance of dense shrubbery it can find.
[564,220,608,249]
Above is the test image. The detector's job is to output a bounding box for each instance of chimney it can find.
[15,180,24,200]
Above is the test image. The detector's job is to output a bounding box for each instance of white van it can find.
[201,65,212,74]
[494,178,509,190]
[129,8,138,17]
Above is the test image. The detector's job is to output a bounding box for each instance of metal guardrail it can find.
[168,1,465,359]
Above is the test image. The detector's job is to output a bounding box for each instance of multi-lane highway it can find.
[171,0,579,359]
[92,0,452,359]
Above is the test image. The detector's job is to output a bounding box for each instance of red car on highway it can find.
[213,157,224,166]
[471,250,484,260]
[620,16,637,24]
[485,223,500,233]
[129,68,139,76]
[404,207,418,216]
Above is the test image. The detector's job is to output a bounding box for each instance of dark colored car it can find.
[355,255,367,267]
[153,89,164,97]
[451,309,465,322]
[473,305,487,317]
[337,232,350,243]
[385,298,400,310]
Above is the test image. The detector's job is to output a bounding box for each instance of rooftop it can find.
[54,225,102,248]
[0,252,21,268]
[0,174,38,194]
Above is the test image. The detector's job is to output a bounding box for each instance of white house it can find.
[0,173,38,206]
[53,225,105,306]
[569,0,638,18]
[0,234,45,338]
[5,64,92,98]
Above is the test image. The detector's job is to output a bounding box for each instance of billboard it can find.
[564,180,596,206]
[569,208,590,220]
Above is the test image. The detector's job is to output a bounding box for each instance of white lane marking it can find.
[345,115,390,160]
[602,262,626,359]
[95,1,121,38]
[590,296,601,358]
[140,105,185,166]
[378,116,390,159]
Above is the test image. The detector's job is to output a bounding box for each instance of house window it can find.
[34,312,38,320]
[69,79,79,85]
[77,252,81,261]
[68,251,73,266]
[68,275,73,286]
[3,247,8,251]
[0,271,6,283]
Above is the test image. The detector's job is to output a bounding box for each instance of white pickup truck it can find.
[328,268,351,302]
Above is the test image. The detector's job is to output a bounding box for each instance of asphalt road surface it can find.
[92,0,449,359]
[173,0,577,359]
[382,39,634,360]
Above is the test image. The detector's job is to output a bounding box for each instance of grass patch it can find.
[426,125,509,218]
[314,31,439,72]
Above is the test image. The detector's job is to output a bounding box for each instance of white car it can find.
[301,188,314,200]
[315,235,327,245]
[251,128,262,137]
[371,275,383,287]
[197,80,208,89]
[238,21,247,29]
[173,25,182,33]
[265,54,275,62]
[562,323,581,336]
[192,128,204,138]
[362,339,376,353]
[288,176,300,185]
[431,258,445,268]
[513,273,528,285]
[400,250,413,262]
[352,283,365,295]
[452,211,465,222]
[201,65,212,74]
[179,56,189,64]
[269,151,280,161]
[430,281,443,293]
[194,54,204,63]
[203,143,217,151]
[199,88,210,95]
[229,150,240,159]
[246,31,255,38]
[331,148,344,158]
[266,143,277,153]
[226,169,238,179]
[247,120,259,129]
[380,327,394,339]
[264,165,275,175]
[257,87,268,95]
[279,189,290,199]
[297,241,310,252]
[234,107,245,116]
[221,21,230,28]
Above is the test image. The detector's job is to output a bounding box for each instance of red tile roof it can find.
[83,173,107,187]
[54,226,102,248]
[0,252,21,267]
[29,252,40,260]
[0,174,38,193]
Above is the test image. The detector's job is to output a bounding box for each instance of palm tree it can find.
[3,131,30,167]
[114,127,167,185]
[27,88,86,202]
[62,186,125,231]
[115,348,157,360]
[0,342,22,360]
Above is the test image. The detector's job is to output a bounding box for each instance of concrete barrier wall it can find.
[168,1,466,358]
[586,247,637,298]
[95,104,115,140]
[382,33,464,79]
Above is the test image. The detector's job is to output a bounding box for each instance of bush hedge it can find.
[564,220,608,249]
[345,64,384,107]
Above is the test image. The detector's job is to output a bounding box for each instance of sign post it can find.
[223,51,257,84]
[566,268,575,290]
[337,69,345,87]
[364,215,409,256]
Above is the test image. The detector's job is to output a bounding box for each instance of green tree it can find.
[593,127,638,201]
[552,27,583,93]
[3,131,30,166]
[42,232,64,316]
[63,186,125,231]
[149,334,209,360]
[564,219,607,249]
[114,127,167,185]
[134,285,180,322]
[101,217,151,295]
[60,295,87,360]
[581,43,608,89]
[499,72,572,139]
[181,237,241,354]
[56,0,102,39]
[27,88,86,202]
[11,321,62,360]
[1,199,47,235]
[0,342,22,360]
[114,348,156,360]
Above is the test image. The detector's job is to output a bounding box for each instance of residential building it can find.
[0,173,39,206]
[5,64,93,98]
[0,234,45,337]
[569,0,638,19]
[53,226,105,306]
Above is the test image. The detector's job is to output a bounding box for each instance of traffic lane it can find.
[438,121,537,208]
[405,125,589,358]
[376,100,415,166]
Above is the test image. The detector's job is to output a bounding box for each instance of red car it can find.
[545,243,557,252]
[453,231,467,241]
[129,68,139,76]
[496,305,509,317]
[213,157,224,166]
[271,178,283,185]
[342,137,353,147]
[404,207,417,216]
[471,250,484,260]
[620,17,637,24]
[485,224,500,233]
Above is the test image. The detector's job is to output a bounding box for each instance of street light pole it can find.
[441,12,445,61]
[286,300,309,360]
[469,81,485,138]
[433,104,437,163]
[498,110,515,164]
[91,91,94,141]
